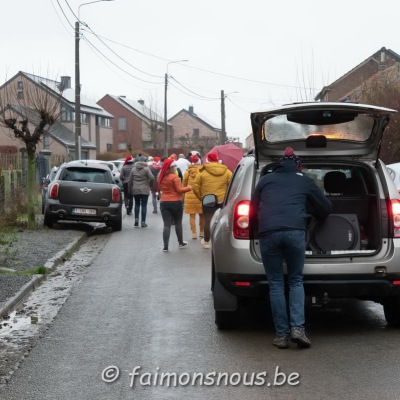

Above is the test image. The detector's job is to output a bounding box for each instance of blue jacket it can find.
[251,160,332,236]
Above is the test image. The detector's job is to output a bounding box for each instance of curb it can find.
[0,232,88,319]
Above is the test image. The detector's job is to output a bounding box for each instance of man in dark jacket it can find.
[251,147,332,349]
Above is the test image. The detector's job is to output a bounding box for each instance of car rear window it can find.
[60,167,111,183]
[263,112,375,143]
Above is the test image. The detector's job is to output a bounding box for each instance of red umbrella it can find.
[204,143,243,172]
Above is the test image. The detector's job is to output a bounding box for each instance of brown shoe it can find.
[192,234,197,240]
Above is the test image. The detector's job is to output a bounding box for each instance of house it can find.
[169,106,222,151]
[97,95,164,153]
[315,47,400,102]
[0,71,113,159]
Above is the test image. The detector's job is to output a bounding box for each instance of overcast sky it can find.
[1,0,399,143]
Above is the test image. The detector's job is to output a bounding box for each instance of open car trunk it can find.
[254,160,388,258]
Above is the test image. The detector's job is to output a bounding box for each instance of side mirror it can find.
[42,178,50,185]
[202,194,220,208]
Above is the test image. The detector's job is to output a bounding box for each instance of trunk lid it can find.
[251,102,396,165]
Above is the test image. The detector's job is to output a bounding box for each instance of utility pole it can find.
[164,72,168,157]
[221,90,226,145]
[75,20,81,160]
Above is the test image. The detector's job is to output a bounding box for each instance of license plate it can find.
[72,208,96,216]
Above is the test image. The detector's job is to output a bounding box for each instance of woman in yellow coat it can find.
[183,154,204,240]
[192,151,232,248]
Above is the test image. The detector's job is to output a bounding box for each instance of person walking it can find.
[176,153,190,175]
[182,154,204,240]
[148,156,162,214]
[128,155,154,227]
[119,155,135,215]
[157,158,192,252]
[251,147,332,349]
[192,151,232,249]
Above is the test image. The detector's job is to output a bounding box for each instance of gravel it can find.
[0,224,88,310]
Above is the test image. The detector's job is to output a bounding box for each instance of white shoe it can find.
[201,238,205,245]
[202,241,210,249]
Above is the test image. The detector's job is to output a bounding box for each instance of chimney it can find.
[59,76,71,91]
[189,105,194,114]
[138,99,145,105]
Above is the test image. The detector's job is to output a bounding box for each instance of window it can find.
[61,105,74,122]
[17,91,24,99]
[97,117,111,127]
[193,128,199,144]
[117,117,126,131]
[107,144,112,152]
[17,81,23,89]
[81,113,88,124]
[117,142,127,150]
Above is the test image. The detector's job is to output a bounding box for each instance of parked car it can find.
[43,160,122,231]
[41,166,58,214]
[386,162,400,193]
[204,102,400,329]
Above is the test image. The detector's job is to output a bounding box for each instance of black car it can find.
[43,161,123,231]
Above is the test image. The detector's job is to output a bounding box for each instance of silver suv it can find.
[205,102,400,329]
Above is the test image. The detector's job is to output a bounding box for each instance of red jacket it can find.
[160,172,191,202]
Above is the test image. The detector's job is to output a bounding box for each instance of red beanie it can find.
[284,147,294,157]
[207,152,218,163]
[190,154,200,164]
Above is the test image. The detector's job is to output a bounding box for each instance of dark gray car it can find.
[43,161,122,231]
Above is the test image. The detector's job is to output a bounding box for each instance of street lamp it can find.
[164,59,189,157]
[75,0,114,160]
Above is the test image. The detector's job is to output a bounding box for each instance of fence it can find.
[0,151,71,210]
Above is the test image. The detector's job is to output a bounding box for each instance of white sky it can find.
[1,0,399,143]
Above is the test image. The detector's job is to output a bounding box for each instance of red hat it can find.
[280,147,302,171]
[207,152,218,163]
[284,147,294,157]
[169,153,178,161]
[157,158,175,192]
[123,155,134,165]
[153,156,161,163]
[190,154,200,164]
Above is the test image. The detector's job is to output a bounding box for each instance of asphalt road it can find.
[1,211,400,399]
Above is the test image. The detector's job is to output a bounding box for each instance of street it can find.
[1,211,400,400]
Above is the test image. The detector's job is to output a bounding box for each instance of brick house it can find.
[97,95,164,153]
[0,71,113,159]
[315,47,400,102]
[169,106,221,152]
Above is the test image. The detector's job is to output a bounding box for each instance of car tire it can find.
[44,211,53,228]
[383,297,400,327]
[211,257,216,293]
[110,215,122,232]
[215,310,240,330]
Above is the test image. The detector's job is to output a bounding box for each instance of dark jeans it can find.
[202,206,217,242]
[123,183,133,213]
[160,201,184,247]
[133,194,149,222]
[259,230,306,337]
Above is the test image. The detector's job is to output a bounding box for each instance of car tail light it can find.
[112,187,120,202]
[49,183,59,199]
[390,199,400,238]
[233,200,250,239]
[234,281,251,286]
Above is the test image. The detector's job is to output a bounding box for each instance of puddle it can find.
[0,311,40,338]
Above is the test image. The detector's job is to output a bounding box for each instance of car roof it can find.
[251,102,397,164]
[63,160,110,171]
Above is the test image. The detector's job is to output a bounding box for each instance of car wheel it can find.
[383,297,400,327]
[43,211,53,228]
[215,310,240,330]
[111,214,122,232]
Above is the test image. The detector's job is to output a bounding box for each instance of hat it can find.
[169,153,178,161]
[207,152,219,163]
[137,155,147,162]
[123,155,134,165]
[157,158,175,192]
[280,147,302,170]
[153,156,161,163]
[190,154,200,164]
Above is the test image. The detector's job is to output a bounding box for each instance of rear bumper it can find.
[217,273,400,300]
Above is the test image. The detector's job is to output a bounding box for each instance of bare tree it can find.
[0,74,62,228]
[141,96,164,149]
[354,65,400,163]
